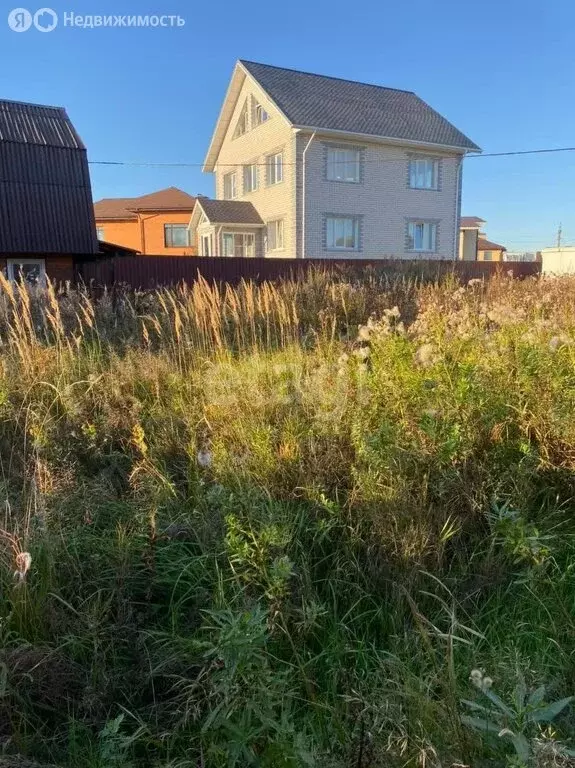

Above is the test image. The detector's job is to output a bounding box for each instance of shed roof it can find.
[0,98,97,253]
[0,99,85,148]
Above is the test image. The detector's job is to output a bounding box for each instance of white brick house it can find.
[190,60,480,259]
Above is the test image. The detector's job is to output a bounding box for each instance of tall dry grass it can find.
[0,270,573,767]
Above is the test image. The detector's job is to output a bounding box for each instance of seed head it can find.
[470,669,483,687]
[415,343,438,369]
[197,449,213,468]
[14,551,32,584]
[354,346,371,360]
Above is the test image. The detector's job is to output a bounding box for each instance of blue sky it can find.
[2,0,574,252]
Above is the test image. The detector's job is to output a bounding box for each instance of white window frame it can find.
[7,258,47,286]
[233,100,249,138]
[409,158,439,190]
[201,234,213,257]
[222,232,256,258]
[253,102,269,126]
[96,227,105,240]
[267,152,283,185]
[407,221,438,252]
[483,251,493,261]
[326,147,361,183]
[266,219,284,252]
[325,216,360,251]
[243,164,258,193]
[223,171,237,200]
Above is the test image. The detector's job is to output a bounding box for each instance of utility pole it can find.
[557,222,563,249]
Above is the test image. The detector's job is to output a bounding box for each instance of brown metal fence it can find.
[77,256,541,288]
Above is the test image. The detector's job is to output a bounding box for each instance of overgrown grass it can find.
[0,269,574,767]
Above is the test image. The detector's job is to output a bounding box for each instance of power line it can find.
[87,145,575,168]
[468,147,575,159]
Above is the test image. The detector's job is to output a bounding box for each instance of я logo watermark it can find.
[8,7,58,31]
[8,8,185,30]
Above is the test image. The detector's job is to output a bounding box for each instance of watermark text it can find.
[64,12,186,28]
[7,7,186,31]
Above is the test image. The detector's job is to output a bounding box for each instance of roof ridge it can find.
[94,196,137,203]
[95,188,195,205]
[200,200,259,210]
[0,98,66,112]
[239,59,415,95]
[133,186,194,198]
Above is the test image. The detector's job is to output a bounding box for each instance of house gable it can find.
[203,62,291,172]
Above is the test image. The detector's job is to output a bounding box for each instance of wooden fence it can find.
[76,256,541,288]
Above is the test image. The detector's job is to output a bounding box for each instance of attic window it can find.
[233,100,249,138]
[253,102,269,127]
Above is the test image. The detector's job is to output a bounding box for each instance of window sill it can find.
[409,186,440,192]
[325,248,360,253]
[266,180,284,187]
[326,178,362,185]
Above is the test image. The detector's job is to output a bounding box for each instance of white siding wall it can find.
[296,133,463,259]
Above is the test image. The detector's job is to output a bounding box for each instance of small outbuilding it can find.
[0,98,98,284]
[540,246,575,275]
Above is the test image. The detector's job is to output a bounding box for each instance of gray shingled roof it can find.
[0,99,85,149]
[240,61,480,151]
[199,199,264,225]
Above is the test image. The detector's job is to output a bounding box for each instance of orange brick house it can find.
[93,187,198,255]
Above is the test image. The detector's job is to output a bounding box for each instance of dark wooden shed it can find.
[0,98,98,283]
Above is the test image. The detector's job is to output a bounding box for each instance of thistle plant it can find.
[461,670,574,765]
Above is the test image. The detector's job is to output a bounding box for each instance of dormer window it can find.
[233,100,249,138]
[253,102,269,126]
